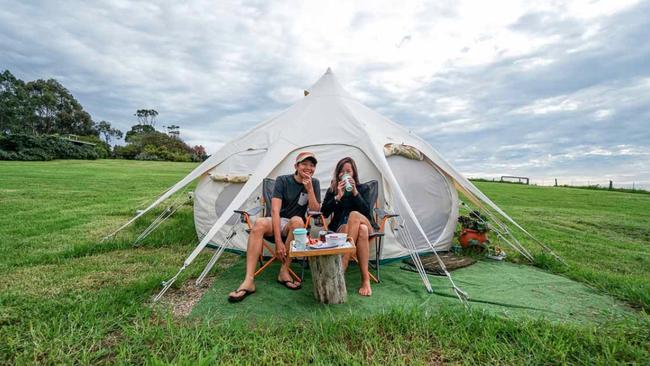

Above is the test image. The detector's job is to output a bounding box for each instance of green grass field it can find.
[1,160,649,364]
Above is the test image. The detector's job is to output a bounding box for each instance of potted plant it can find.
[457,210,489,248]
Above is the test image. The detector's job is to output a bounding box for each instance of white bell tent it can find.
[107,68,559,303]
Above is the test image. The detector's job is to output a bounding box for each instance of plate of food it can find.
[308,241,340,250]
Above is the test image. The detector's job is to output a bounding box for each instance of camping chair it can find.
[233,178,306,282]
[353,180,399,283]
[314,180,399,283]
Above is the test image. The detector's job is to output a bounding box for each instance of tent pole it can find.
[154,265,187,302]
[195,227,237,286]
[369,143,468,305]
[196,245,227,286]
[153,146,291,301]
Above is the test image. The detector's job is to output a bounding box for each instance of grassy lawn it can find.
[1,160,648,364]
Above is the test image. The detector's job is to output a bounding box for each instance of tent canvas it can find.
[107,68,557,302]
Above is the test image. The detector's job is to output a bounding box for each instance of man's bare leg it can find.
[228,218,272,297]
[278,216,304,287]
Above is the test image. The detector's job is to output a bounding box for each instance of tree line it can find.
[0,70,207,162]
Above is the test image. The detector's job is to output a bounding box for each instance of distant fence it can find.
[500,176,529,185]
[470,177,650,192]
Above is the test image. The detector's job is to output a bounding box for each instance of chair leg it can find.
[253,241,301,282]
[254,256,276,277]
[351,254,379,283]
[288,267,301,282]
[368,270,378,283]
[376,237,383,283]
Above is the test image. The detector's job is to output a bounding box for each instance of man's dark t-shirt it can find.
[272,174,321,219]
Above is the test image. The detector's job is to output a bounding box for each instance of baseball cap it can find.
[295,151,317,165]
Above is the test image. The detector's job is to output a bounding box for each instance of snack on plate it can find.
[325,233,347,246]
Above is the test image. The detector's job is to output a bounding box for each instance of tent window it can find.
[214,183,244,217]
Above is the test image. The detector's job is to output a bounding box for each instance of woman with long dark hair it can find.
[321,157,374,296]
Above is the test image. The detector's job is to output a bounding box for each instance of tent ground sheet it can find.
[191,259,632,324]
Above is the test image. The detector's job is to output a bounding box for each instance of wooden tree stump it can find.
[309,254,347,304]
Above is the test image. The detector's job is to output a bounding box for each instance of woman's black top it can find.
[321,182,373,230]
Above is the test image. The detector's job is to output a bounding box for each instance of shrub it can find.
[0,133,100,161]
[75,135,110,158]
[114,130,200,162]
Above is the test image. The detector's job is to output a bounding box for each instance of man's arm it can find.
[306,178,320,211]
[271,197,288,260]
[271,197,283,245]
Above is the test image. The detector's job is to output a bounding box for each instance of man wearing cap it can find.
[228,152,321,302]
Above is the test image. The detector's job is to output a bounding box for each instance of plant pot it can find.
[458,228,488,248]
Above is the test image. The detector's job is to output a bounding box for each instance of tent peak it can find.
[308,68,353,99]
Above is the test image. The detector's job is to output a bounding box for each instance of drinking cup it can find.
[293,228,308,250]
[342,173,353,192]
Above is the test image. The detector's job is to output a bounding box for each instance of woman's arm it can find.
[321,188,337,218]
[351,185,372,220]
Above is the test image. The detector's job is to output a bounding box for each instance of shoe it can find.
[277,279,302,290]
[228,288,256,303]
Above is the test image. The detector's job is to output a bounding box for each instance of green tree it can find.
[115,122,202,162]
[163,124,180,139]
[96,120,123,145]
[0,70,33,134]
[134,109,158,127]
[124,124,155,143]
[25,78,96,136]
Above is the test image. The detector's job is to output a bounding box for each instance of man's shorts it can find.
[255,217,301,236]
[279,217,290,236]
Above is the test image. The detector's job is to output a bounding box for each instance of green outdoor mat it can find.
[191,259,633,324]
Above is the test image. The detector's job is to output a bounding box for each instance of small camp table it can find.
[289,240,356,304]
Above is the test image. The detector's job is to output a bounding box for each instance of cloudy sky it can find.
[1,0,649,188]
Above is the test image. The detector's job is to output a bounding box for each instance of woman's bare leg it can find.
[357,223,372,296]
[337,224,350,270]
[346,211,373,296]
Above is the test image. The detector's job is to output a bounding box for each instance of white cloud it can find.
[593,109,613,120]
[513,96,580,115]
[1,0,648,186]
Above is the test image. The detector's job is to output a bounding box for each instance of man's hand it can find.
[302,174,313,193]
[275,241,287,261]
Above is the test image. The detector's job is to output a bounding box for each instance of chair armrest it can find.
[374,208,399,232]
[233,206,262,228]
[369,231,384,239]
[374,208,399,219]
[306,210,323,217]
[234,206,263,217]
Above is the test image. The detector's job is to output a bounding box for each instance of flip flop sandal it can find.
[228,288,256,303]
[277,279,302,290]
